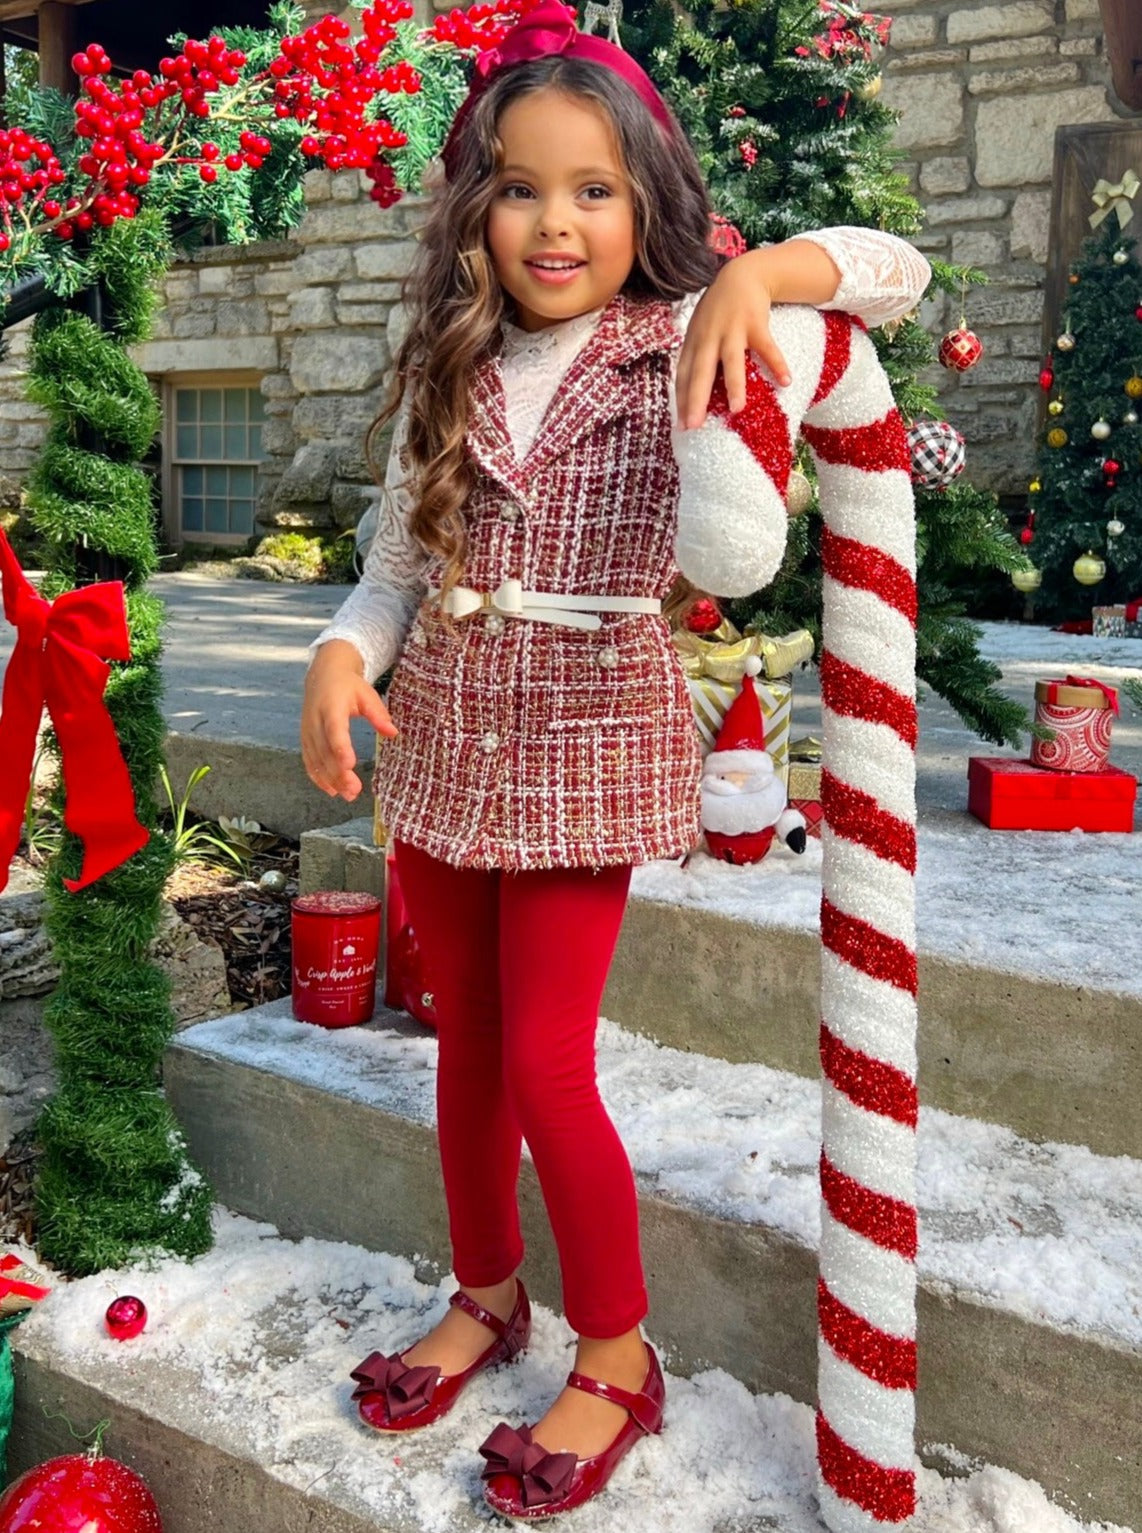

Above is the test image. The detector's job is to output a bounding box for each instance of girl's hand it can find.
[676,240,844,429]
[302,639,397,801]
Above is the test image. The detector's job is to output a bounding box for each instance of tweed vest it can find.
[374,293,702,870]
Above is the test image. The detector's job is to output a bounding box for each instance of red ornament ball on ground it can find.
[938,326,984,372]
[105,1295,147,1340]
[0,1453,162,1533]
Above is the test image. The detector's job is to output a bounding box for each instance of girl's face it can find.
[485,88,638,333]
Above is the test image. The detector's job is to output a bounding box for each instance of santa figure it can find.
[701,655,807,865]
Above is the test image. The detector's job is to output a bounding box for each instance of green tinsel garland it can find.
[24,215,214,1277]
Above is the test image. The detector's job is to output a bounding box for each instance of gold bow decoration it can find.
[670,619,814,684]
[1089,170,1140,231]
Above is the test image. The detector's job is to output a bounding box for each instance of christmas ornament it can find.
[1056,330,1075,351]
[1031,677,1117,773]
[105,1295,147,1341]
[1029,479,1041,493]
[858,73,882,100]
[0,530,148,894]
[700,656,807,865]
[1047,427,1068,448]
[785,468,814,517]
[1011,567,1041,592]
[1113,249,1130,265]
[1019,528,1033,546]
[1073,550,1106,585]
[1069,273,1080,286]
[0,1447,162,1533]
[683,597,724,634]
[937,325,983,372]
[1089,170,1140,231]
[1136,306,1142,322]
[1091,419,1112,441]
[1125,376,1142,398]
[1124,410,1138,425]
[1102,458,1122,488]
[1108,519,1125,537]
[906,419,965,489]
[707,213,747,261]
[1047,399,1064,416]
[1038,358,1054,392]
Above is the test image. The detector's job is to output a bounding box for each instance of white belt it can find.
[433,579,661,633]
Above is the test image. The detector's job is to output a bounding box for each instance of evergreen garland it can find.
[25,213,213,1276]
[624,0,1028,746]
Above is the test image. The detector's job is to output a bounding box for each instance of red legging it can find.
[393,840,645,1339]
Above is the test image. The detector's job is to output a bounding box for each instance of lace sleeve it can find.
[796,227,931,328]
[308,401,429,683]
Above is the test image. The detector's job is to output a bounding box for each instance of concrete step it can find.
[12,1212,1102,1533]
[163,1001,1142,1530]
[298,819,1142,1160]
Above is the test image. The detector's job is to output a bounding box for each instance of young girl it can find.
[302,3,929,1518]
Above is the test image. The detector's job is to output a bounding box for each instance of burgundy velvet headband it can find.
[441,0,675,177]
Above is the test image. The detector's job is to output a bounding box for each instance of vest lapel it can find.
[466,354,531,503]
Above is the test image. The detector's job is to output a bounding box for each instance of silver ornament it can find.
[1113,250,1130,265]
[1091,419,1112,441]
[258,869,288,892]
[1107,519,1125,538]
[1056,332,1076,352]
[1125,410,1139,426]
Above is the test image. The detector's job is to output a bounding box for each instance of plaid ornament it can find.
[907,418,966,489]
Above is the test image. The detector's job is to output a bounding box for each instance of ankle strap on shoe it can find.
[450,1287,510,1338]
[566,1368,659,1436]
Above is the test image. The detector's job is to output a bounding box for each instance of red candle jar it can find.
[291,891,382,1027]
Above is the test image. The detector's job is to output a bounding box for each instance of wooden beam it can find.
[1100,0,1142,112]
[38,1,77,92]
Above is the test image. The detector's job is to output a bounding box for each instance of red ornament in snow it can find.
[0,1451,162,1533]
[938,326,984,372]
[684,597,724,633]
[105,1295,147,1340]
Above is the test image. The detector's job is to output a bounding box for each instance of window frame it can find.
[162,371,267,547]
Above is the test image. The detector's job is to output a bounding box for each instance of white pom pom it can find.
[744,654,763,678]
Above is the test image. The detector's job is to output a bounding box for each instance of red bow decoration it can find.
[349,1350,440,1419]
[478,1422,578,1507]
[0,531,148,893]
[1060,674,1120,715]
[441,0,674,177]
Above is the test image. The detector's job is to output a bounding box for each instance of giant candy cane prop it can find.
[676,308,919,1531]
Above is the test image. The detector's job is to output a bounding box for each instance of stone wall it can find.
[883,0,1122,493]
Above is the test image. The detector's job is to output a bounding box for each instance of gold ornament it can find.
[858,73,882,101]
[1011,567,1042,593]
[785,468,814,517]
[1047,427,1068,448]
[1056,331,1076,351]
[1048,400,1064,416]
[1029,478,1042,493]
[1073,550,1106,586]
[1125,376,1142,398]
[1068,273,1080,286]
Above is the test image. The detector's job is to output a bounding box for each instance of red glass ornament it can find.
[1019,527,1034,545]
[684,597,724,633]
[1136,305,1142,322]
[938,326,984,373]
[1038,364,1054,392]
[1103,459,1122,477]
[105,1295,147,1340]
[0,1452,162,1532]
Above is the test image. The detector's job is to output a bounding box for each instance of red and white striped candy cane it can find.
[675,307,918,1530]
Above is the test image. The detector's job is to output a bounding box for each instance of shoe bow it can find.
[349,1351,439,1419]
[478,1422,578,1508]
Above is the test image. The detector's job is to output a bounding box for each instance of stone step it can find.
[163,1001,1142,1530]
[11,1211,1098,1533]
[297,820,1142,1160]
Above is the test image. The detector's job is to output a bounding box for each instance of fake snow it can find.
[15,1210,1131,1533]
[182,1008,1142,1353]
[632,620,1142,998]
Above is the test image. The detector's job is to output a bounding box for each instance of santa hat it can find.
[702,655,774,776]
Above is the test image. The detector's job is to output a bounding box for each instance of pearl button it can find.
[499,504,520,523]
[598,645,620,669]
[481,730,500,752]
[485,612,505,636]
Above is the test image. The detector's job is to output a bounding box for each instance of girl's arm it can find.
[675,227,931,429]
[307,401,430,683]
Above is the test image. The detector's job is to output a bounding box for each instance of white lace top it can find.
[312,227,931,681]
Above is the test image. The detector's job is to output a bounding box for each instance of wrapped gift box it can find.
[967,756,1136,832]
[1092,601,1141,639]
[788,760,823,838]
[1030,677,1116,773]
[686,672,793,774]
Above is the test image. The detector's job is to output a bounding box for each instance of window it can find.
[167,381,266,542]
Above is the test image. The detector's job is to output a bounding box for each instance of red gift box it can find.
[967,756,1137,832]
[791,798,824,838]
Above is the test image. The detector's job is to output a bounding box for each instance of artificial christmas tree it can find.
[1029,216,1142,621]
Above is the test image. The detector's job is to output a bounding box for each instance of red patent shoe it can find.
[479,1344,665,1519]
[351,1281,531,1433]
